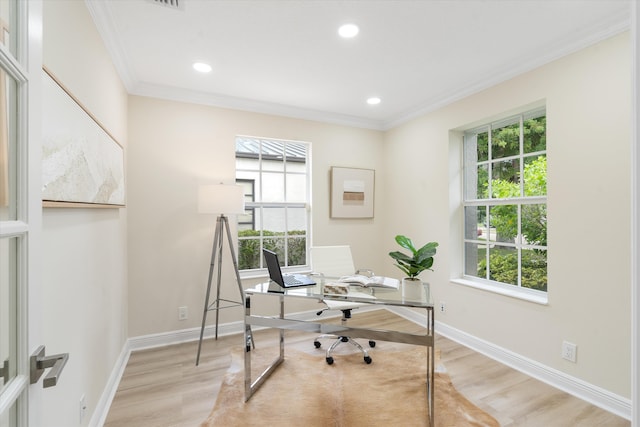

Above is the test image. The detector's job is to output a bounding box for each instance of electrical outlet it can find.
[439,302,446,313]
[79,394,87,423]
[178,306,188,320]
[561,341,577,363]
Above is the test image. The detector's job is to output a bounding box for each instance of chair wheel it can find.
[369,341,376,348]
[326,357,334,365]
[364,356,372,364]
[314,341,321,348]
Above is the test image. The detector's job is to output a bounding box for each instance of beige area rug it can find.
[200,346,499,427]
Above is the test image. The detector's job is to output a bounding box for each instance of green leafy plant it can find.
[388,235,438,279]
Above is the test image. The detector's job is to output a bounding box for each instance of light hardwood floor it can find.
[104,309,630,427]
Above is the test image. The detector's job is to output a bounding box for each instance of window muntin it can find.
[235,136,310,272]
[0,237,17,395]
[0,68,18,221]
[463,109,547,293]
[0,2,18,57]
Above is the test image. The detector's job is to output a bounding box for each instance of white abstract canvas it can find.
[42,70,125,206]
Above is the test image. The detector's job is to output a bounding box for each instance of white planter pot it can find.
[401,278,428,301]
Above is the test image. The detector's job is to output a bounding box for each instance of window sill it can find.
[240,271,269,281]
[240,267,313,281]
[451,277,548,305]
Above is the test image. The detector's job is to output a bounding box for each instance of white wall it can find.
[127,97,385,337]
[383,33,631,398]
[42,2,128,426]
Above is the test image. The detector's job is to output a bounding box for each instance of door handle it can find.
[30,346,69,388]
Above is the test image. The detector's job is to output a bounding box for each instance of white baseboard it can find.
[387,306,632,421]
[89,340,131,427]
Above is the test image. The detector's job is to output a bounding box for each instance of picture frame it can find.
[41,67,125,208]
[330,167,374,218]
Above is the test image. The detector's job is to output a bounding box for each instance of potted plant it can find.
[389,235,438,299]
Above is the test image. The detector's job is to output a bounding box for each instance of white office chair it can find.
[310,245,376,365]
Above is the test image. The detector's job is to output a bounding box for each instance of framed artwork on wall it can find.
[42,67,125,208]
[330,166,374,218]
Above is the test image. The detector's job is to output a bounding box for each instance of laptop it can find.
[263,249,316,288]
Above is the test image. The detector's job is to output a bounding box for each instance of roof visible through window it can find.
[235,137,307,162]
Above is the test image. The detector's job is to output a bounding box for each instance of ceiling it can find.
[86,0,631,130]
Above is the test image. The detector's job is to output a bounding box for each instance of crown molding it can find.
[86,0,630,132]
[85,0,136,92]
[383,11,631,130]
[130,81,386,131]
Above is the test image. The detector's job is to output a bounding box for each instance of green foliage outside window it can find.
[477,117,546,160]
[478,249,547,291]
[486,156,547,245]
[470,115,547,291]
[238,229,306,270]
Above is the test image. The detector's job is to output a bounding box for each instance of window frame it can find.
[235,136,312,277]
[459,108,547,302]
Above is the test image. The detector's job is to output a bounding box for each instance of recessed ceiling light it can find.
[193,62,212,73]
[338,23,359,39]
[367,97,381,105]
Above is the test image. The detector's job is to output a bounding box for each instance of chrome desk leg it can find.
[244,295,252,400]
[244,294,285,402]
[278,294,284,359]
[427,306,434,426]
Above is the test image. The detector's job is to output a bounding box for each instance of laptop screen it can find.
[263,249,285,286]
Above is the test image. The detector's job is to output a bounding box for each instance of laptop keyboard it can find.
[283,275,302,285]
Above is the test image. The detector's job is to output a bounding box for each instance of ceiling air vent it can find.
[146,0,185,11]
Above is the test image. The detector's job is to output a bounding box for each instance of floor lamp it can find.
[196,184,247,366]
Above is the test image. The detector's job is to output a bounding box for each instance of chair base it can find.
[314,335,375,365]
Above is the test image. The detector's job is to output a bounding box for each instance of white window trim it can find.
[454,107,547,301]
[235,136,312,277]
[451,277,548,305]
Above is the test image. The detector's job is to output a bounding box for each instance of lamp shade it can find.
[198,184,245,215]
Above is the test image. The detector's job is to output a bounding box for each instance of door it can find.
[0,1,44,426]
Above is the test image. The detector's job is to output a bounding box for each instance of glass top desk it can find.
[243,278,434,425]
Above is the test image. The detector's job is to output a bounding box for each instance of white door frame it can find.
[632,1,639,426]
[26,0,44,425]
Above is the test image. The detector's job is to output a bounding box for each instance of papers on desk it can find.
[337,274,400,289]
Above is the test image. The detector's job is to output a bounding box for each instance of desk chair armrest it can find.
[322,299,370,311]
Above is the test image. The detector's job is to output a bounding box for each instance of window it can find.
[235,136,311,272]
[463,108,547,294]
